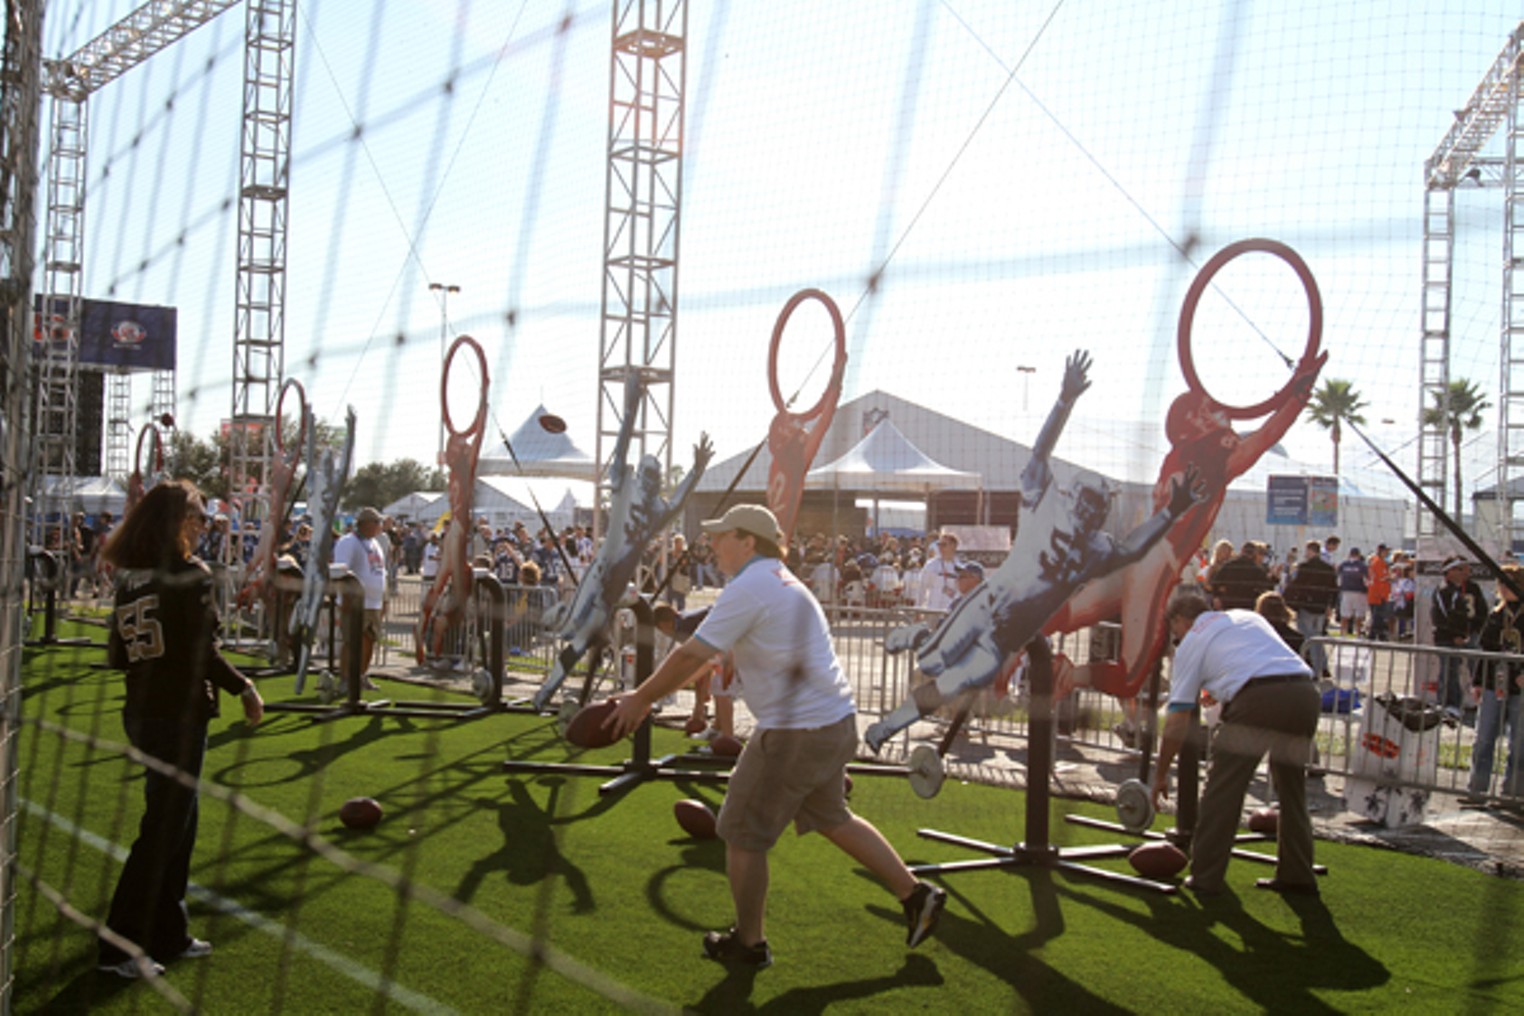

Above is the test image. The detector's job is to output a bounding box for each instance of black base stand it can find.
[266,572,523,722]
[502,597,736,795]
[1058,659,1328,878]
[25,550,103,648]
[908,638,1179,895]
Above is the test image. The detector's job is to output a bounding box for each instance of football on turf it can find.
[684,714,708,736]
[673,799,718,839]
[339,797,383,830]
[563,699,624,749]
[711,734,743,757]
[1128,841,1188,879]
[1247,807,1279,835]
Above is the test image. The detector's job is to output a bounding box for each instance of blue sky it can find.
[40,0,1523,505]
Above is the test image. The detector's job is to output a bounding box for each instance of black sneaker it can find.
[702,928,772,969]
[901,882,947,948]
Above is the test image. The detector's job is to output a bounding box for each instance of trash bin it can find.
[1344,692,1446,828]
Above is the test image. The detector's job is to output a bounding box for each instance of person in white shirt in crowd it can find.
[917,532,962,612]
[332,507,389,690]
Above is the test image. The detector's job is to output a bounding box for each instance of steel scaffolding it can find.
[1,3,46,1008]
[229,0,295,513]
[1421,22,1524,554]
[594,0,687,539]
[34,0,243,523]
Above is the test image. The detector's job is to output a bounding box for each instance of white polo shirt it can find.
[693,555,854,731]
[1166,610,1312,713]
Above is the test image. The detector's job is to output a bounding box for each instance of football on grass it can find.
[564,699,623,749]
[710,734,743,757]
[1247,807,1279,835]
[339,797,383,830]
[673,799,718,839]
[1128,841,1188,879]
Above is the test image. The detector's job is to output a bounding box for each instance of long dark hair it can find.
[101,479,204,570]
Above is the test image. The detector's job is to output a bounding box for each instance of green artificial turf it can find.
[12,632,1524,1014]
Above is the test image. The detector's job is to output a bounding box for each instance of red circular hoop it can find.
[769,288,847,418]
[133,423,164,477]
[442,334,489,437]
[275,377,308,456]
[1177,238,1322,420]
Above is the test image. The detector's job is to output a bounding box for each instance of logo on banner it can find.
[111,319,147,348]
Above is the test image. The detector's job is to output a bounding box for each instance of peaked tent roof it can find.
[478,404,597,481]
[806,418,982,495]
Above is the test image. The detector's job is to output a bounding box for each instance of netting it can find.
[7,1,1524,1011]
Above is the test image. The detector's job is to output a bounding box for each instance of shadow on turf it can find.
[1066,878,1389,1009]
[454,777,608,912]
[689,952,943,1014]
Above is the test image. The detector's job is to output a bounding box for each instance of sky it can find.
[37,0,1524,511]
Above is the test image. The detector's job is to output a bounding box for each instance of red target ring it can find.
[442,334,489,438]
[769,289,847,419]
[133,422,164,478]
[1177,238,1322,421]
[275,377,308,457]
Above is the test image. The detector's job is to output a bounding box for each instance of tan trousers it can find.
[1191,678,1321,891]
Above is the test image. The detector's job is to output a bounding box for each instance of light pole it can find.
[1017,365,1036,412]
[429,282,460,465]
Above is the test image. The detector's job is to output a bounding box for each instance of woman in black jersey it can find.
[96,480,265,979]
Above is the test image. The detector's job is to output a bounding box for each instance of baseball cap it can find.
[956,561,985,579]
[356,506,382,524]
[1442,556,1469,572]
[701,504,784,544]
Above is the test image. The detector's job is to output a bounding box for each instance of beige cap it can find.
[701,504,784,544]
[356,506,382,524]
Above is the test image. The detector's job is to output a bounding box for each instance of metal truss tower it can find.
[32,1,242,527]
[2,2,45,1005]
[594,0,687,539]
[1421,21,1524,554]
[229,0,295,512]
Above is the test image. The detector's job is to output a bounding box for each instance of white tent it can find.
[381,490,442,520]
[478,404,598,481]
[806,419,982,495]
[42,474,127,517]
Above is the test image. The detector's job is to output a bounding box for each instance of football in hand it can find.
[1128,841,1188,879]
[673,799,718,840]
[564,699,624,749]
[339,797,383,830]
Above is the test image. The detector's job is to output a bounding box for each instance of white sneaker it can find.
[98,957,165,979]
[180,938,213,959]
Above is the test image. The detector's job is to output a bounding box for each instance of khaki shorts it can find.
[361,608,384,640]
[717,713,857,851]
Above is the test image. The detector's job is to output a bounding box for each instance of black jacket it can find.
[1283,557,1338,613]
[107,557,251,724]
[1431,579,1487,645]
[1477,598,1524,695]
[1209,555,1273,611]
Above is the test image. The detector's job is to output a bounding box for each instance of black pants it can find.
[98,715,207,965]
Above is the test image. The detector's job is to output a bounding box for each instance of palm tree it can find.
[1305,379,1368,477]
[1421,378,1491,518]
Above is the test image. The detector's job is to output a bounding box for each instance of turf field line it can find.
[22,797,459,1015]
[25,717,679,1014]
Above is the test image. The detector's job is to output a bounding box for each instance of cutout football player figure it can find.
[291,405,356,689]
[415,341,490,663]
[765,289,847,543]
[865,351,1203,753]
[237,381,307,615]
[531,376,713,712]
[1042,350,1323,700]
[1041,236,1326,702]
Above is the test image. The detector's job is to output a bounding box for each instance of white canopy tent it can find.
[806,419,982,532]
[478,404,598,482]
